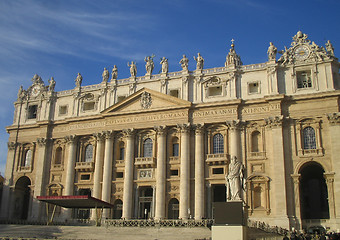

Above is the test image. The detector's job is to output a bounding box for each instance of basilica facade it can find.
[1,31,340,231]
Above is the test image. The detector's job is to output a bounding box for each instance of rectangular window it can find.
[116,172,123,178]
[169,89,179,98]
[119,147,125,160]
[213,168,224,175]
[83,102,95,111]
[59,105,68,115]
[117,96,126,102]
[28,105,38,119]
[297,71,312,88]
[80,174,90,180]
[248,82,259,94]
[208,86,222,96]
[170,169,179,176]
[172,143,179,157]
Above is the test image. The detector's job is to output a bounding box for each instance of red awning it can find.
[37,195,114,208]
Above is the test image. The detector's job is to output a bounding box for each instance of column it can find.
[64,135,77,219]
[92,133,105,199]
[122,129,135,219]
[31,138,49,220]
[324,173,336,220]
[178,123,190,220]
[134,186,139,218]
[0,142,16,220]
[154,126,167,220]
[206,183,212,218]
[64,135,77,195]
[194,124,205,220]
[102,131,114,218]
[291,174,301,228]
[226,120,241,160]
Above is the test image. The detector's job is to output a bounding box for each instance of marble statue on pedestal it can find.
[193,53,204,70]
[179,54,189,71]
[160,57,168,74]
[226,156,245,201]
[102,68,109,83]
[145,55,155,75]
[128,61,137,77]
[267,42,277,61]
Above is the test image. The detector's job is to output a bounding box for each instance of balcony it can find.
[115,160,125,167]
[298,148,323,157]
[169,156,180,165]
[51,164,63,171]
[206,153,229,165]
[18,166,32,173]
[135,157,156,168]
[75,161,94,171]
[248,152,266,160]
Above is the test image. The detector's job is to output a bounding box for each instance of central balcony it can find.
[206,153,229,165]
[135,157,156,168]
[75,161,94,171]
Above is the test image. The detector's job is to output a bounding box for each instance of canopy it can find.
[37,195,114,208]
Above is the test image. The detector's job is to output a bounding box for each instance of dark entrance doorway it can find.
[138,187,153,219]
[75,188,91,219]
[168,198,179,219]
[113,199,123,219]
[299,162,329,219]
[14,176,31,220]
[212,184,226,202]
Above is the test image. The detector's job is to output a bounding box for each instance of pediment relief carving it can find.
[102,88,191,115]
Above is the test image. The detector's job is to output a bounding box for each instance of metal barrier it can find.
[104,219,214,228]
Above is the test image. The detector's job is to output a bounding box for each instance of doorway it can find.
[138,187,153,219]
[14,176,31,220]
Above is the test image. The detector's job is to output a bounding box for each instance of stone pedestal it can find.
[212,225,247,240]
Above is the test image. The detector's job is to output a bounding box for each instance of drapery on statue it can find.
[193,53,204,70]
[111,65,118,80]
[75,73,83,88]
[179,54,189,70]
[226,156,245,201]
[144,55,155,75]
[102,67,109,83]
[127,61,137,77]
[267,42,277,61]
[160,57,168,74]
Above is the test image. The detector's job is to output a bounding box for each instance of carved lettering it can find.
[193,108,236,117]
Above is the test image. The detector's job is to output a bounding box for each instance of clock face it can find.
[294,45,310,60]
[31,85,40,97]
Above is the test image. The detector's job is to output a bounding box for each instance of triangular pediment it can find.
[102,88,191,115]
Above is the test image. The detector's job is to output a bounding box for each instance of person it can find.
[128,61,137,77]
[226,156,245,201]
[283,232,289,240]
[193,53,204,70]
[267,42,277,61]
[160,57,168,74]
[179,54,189,70]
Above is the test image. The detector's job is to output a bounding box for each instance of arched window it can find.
[143,138,153,157]
[303,127,316,149]
[24,149,32,167]
[119,142,125,160]
[251,131,260,152]
[172,137,179,157]
[213,133,224,154]
[55,147,62,164]
[84,144,93,162]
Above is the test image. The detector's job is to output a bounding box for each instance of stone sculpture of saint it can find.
[267,42,277,61]
[226,156,245,201]
[48,77,56,92]
[193,53,204,70]
[326,40,335,57]
[160,57,168,74]
[75,73,83,88]
[127,61,137,77]
[102,67,109,83]
[144,55,155,75]
[111,65,118,80]
[179,54,189,70]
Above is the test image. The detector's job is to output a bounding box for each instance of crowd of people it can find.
[283,230,340,240]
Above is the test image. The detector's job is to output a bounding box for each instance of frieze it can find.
[242,103,280,115]
[193,108,237,118]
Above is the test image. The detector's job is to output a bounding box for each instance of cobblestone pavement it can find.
[0,224,211,240]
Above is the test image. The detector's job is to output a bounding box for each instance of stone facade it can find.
[1,32,340,231]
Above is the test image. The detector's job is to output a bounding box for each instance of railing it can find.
[298,148,323,157]
[104,219,214,228]
[202,66,226,74]
[135,157,156,167]
[206,153,229,165]
[248,219,287,236]
[248,152,266,159]
[75,161,94,170]
[51,164,63,171]
[115,159,125,166]
[241,63,267,71]
[169,156,180,164]
[18,166,32,172]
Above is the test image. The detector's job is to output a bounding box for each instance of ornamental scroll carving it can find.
[140,92,152,109]
[37,138,48,146]
[177,123,191,133]
[7,142,16,150]
[327,112,340,125]
[265,115,284,128]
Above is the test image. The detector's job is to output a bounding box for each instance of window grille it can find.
[84,144,93,162]
[24,149,32,167]
[143,138,153,157]
[213,133,224,154]
[303,127,316,149]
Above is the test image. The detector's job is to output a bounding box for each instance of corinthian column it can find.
[194,124,205,220]
[92,132,105,199]
[122,129,135,219]
[64,135,77,196]
[154,126,167,220]
[226,120,241,160]
[178,123,190,220]
[102,131,114,218]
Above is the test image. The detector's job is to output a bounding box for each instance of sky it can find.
[0,0,339,175]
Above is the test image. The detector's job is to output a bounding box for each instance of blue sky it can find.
[0,0,339,175]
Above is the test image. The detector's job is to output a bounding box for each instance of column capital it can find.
[103,130,115,140]
[37,138,49,146]
[327,112,340,125]
[64,135,77,144]
[7,141,16,150]
[324,172,335,183]
[154,125,167,135]
[194,123,205,134]
[226,120,243,130]
[291,174,301,184]
[177,123,191,133]
[123,128,135,138]
[93,132,105,141]
[265,115,284,128]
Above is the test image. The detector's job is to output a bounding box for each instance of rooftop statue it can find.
[102,67,109,83]
[267,42,277,61]
[48,77,56,92]
[127,61,137,77]
[111,65,118,80]
[179,54,189,71]
[325,40,335,57]
[225,41,242,67]
[145,55,155,75]
[193,53,204,70]
[226,156,245,201]
[75,73,83,88]
[160,57,168,74]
